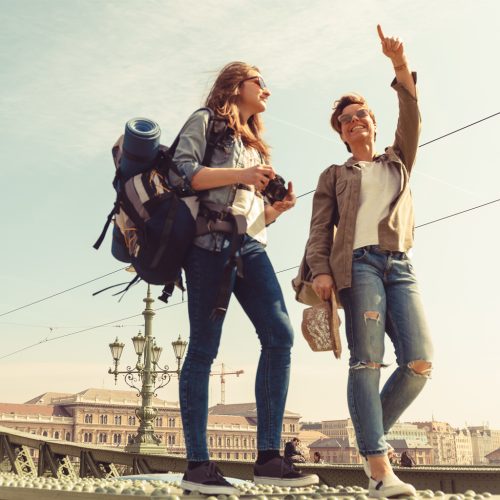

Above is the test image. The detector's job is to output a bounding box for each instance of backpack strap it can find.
[93,196,120,250]
[161,107,228,194]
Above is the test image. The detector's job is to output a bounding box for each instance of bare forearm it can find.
[191,167,241,190]
[393,57,416,99]
[265,205,280,225]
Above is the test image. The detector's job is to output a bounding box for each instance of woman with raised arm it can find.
[170,62,318,495]
[304,26,433,498]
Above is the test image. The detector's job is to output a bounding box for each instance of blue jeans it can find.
[339,246,433,457]
[180,235,294,461]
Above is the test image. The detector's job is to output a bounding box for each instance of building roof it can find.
[26,388,178,408]
[485,447,500,461]
[300,422,322,431]
[207,415,256,427]
[0,402,70,417]
[24,392,73,405]
[298,429,329,444]
[208,403,299,418]
[387,439,432,450]
[308,437,352,449]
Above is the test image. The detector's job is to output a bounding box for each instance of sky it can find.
[1,0,499,429]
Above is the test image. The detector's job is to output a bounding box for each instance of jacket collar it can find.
[344,152,384,168]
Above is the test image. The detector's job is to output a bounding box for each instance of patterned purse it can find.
[301,291,342,359]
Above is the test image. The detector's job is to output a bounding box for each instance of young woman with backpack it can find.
[170,61,319,495]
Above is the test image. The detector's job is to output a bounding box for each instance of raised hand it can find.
[377,24,405,65]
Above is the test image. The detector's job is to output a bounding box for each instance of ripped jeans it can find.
[339,245,433,457]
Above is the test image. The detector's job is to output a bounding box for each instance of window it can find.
[251,438,255,447]
[218,452,222,458]
[235,438,239,448]
[114,415,122,425]
[209,437,214,447]
[251,453,256,460]
[42,431,48,437]
[167,434,176,445]
[235,452,239,459]
[65,432,71,441]
[98,433,107,443]
[99,415,108,425]
[168,417,176,428]
[243,438,247,447]
[244,453,248,459]
[226,438,231,447]
[127,435,134,444]
[113,433,122,445]
[155,417,163,427]
[218,437,222,447]
[54,431,60,439]
[128,416,136,426]
[83,432,93,443]
[84,414,93,424]
[226,453,230,459]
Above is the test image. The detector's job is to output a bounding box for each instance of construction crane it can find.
[210,362,244,405]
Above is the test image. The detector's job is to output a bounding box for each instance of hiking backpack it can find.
[93,108,226,302]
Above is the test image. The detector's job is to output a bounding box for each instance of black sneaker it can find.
[181,461,239,495]
[254,456,319,487]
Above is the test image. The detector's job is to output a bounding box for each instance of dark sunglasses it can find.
[338,108,370,125]
[240,75,268,90]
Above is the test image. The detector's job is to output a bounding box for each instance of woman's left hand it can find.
[271,181,296,214]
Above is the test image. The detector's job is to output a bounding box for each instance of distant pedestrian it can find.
[284,437,306,464]
[313,452,324,464]
[400,451,415,467]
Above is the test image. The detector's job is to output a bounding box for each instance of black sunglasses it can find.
[240,75,268,90]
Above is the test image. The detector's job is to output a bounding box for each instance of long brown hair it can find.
[205,61,270,161]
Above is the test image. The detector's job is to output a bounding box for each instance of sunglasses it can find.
[241,75,268,90]
[338,108,370,125]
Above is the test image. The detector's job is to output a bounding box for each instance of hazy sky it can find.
[1,0,499,429]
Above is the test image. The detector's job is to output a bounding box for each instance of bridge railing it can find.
[1,425,499,494]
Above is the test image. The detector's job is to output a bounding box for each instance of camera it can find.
[262,174,288,205]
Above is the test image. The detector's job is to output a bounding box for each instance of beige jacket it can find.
[304,73,421,294]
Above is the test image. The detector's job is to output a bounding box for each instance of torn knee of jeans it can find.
[363,311,381,324]
[408,360,433,377]
[351,360,385,370]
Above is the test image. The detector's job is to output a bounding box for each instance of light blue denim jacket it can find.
[170,109,263,252]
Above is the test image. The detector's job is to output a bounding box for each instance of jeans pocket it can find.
[353,247,368,261]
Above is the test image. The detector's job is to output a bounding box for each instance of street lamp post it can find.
[108,285,188,454]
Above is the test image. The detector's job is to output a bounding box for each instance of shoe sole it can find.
[369,484,417,498]
[181,479,239,495]
[254,474,319,487]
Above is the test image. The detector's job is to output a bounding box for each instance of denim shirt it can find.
[170,109,264,252]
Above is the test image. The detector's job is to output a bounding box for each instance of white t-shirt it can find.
[353,161,401,250]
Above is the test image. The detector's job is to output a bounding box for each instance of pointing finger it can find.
[377,24,385,41]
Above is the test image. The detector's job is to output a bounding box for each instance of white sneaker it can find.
[368,472,416,498]
[362,444,395,478]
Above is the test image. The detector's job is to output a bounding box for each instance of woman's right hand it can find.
[312,274,334,301]
[239,164,275,190]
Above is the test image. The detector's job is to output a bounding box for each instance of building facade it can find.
[321,419,356,446]
[0,389,302,461]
